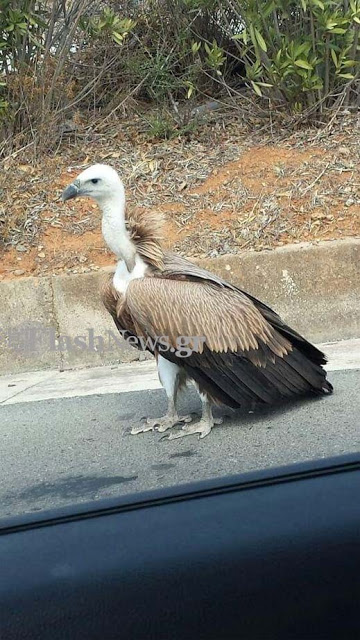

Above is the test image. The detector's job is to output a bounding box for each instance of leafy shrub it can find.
[222,0,360,112]
[1,0,358,157]
[144,108,199,139]
[0,0,135,155]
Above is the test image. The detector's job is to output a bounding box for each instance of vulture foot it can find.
[132,413,192,434]
[153,414,192,432]
[167,416,223,440]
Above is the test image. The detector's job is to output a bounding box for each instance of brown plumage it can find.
[125,209,165,271]
[101,207,333,415]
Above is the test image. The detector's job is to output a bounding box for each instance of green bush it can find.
[223,0,360,112]
[0,0,46,119]
[0,0,136,154]
[1,0,358,156]
[124,0,360,113]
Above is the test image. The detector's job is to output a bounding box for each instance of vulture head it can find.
[62,163,136,268]
[61,164,125,206]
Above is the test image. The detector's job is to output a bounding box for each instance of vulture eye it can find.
[91,178,99,184]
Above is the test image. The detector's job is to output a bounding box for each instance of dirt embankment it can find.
[1,115,359,280]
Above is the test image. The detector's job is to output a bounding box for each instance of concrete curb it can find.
[1,238,359,375]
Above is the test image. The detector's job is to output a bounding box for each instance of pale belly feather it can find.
[113,255,147,294]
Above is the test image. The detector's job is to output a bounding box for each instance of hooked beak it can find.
[61,179,81,202]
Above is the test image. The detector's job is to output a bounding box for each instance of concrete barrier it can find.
[0,239,359,375]
[0,276,59,373]
[198,239,360,343]
[51,270,137,370]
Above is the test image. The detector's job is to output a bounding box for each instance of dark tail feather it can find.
[282,347,330,393]
[161,338,333,411]
[246,292,328,366]
[282,331,328,367]
[321,378,333,394]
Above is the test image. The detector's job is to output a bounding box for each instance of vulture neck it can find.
[100,193,136,273]
[100,190,164,279]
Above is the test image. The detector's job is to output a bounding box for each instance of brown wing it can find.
[126,277,291,363]
[161,251,327,366]
[125,276,331,408]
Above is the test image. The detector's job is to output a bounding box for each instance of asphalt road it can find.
[0,368,359,520]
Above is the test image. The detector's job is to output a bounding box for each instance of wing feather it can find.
[161,252,327,365]
[126,277,291,359]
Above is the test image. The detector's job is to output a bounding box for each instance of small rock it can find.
[38,252,46,258]
[209,250,218,258]
[345,198,355,207]
[14,269,25,276]
[16,245,27,252]
[225,264,231,271]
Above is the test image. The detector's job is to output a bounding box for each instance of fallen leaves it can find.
[0,111,359,280]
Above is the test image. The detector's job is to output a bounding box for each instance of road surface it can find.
[0,342,359,519]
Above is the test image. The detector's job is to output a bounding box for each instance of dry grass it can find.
[0,109,359,280]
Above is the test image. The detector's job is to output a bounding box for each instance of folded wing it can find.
[125,274,332,409]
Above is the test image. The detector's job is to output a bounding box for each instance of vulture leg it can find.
[131,356,192,435]
[168,394,223,440]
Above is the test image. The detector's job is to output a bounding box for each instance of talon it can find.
[167,431,186,441]
[131,423,155,435]
[169,422,211,439]
[169,415,224,440]
[155,414,193,433]
[132,413,194,435]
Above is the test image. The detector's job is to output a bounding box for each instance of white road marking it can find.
[0,339,359,406]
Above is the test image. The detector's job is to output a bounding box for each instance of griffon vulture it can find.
[62,164,333,439]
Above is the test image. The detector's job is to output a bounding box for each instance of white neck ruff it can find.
[98,192,147,294]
